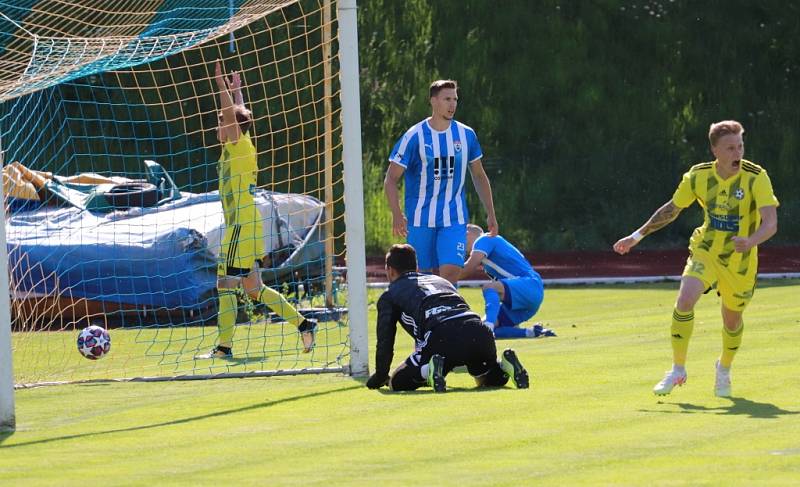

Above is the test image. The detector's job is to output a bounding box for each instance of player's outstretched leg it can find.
[653,366,687,395]
[255,284,317,353]
[714,360,732,397]
[500,348,529,389]
[427,354,446,392]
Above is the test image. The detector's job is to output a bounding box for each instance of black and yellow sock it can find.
[671,308,694,367]
[217,288,238,347]
[719,322,743,368]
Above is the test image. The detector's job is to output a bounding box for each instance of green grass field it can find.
[10,317,351,386]
[2,280,800,486]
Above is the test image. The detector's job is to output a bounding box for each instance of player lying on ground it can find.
[613,120,778,397]
[366,243,529,392]
[461,224,554,339]
[196,61,315,359]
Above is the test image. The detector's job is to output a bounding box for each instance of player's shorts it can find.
[407,223,467,271]
[390,315,507,390]
[218,221,264,277]
[682,247,756,311]
[496,275,544,327]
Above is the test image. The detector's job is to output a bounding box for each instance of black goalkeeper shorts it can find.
[390,315,502,390]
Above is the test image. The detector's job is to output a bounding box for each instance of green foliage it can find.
[359,1,800,251]
[358,0,436,252]
[5,281,800,484]
[362,161,394,254]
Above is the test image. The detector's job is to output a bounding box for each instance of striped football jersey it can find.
[672,159,779,273]
[389,119,483,228]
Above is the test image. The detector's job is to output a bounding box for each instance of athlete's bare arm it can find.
[613,201,683,255]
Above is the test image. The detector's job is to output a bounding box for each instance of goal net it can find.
[0,0,367,393]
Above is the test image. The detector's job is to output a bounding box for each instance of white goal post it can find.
[1,136,16,431]
[338,0,369,377]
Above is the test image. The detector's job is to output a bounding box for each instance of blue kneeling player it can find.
[461,224,555,339]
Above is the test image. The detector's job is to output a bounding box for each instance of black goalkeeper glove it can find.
[366,373,389,389]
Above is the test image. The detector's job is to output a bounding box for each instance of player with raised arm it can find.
[461,224,553,339]
[613,120,779,397]
[196,61,315,359]
[365,244,528,392]
[384,79,498,285]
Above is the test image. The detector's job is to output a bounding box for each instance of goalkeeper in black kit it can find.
[366,244,529,392]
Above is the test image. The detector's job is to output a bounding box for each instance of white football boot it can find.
[714,361,732,398]
[653,367,687,395]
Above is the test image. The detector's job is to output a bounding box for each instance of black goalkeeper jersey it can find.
[373,272,479,377]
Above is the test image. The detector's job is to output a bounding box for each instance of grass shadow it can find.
[644,396,800,419]
[0,384,361,449]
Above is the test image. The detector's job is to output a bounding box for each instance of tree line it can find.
[358,0,799,252]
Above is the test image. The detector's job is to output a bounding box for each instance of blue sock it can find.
[493,326,529,339]
[483,288,501,325]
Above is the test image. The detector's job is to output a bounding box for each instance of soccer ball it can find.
[77,325,111,360]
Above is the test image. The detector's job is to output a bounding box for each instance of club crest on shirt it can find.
[453,141,462,153]
[734,188,745,200]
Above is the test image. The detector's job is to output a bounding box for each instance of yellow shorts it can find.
[218,220,264,277]
[682,248,756,311]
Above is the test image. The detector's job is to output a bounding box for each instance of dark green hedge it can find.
[359,0,799,252]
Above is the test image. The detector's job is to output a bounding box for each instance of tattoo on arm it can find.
[641,201,682,236]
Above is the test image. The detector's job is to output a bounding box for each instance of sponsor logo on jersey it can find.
[432,156,455,181]
[425,305,453,319]
[708,212,741,232]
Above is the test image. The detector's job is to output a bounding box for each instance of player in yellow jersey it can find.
[613,120,778,397]
[196,61,315,359]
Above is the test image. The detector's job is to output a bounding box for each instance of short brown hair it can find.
[429,79,458,98]
[218,106,253,135]
[385,244,417,274]
[708,120,744,147]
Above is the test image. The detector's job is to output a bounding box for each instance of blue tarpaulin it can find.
[6,190,325,312]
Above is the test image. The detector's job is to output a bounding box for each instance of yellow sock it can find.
[671,308,694,367]
[257,285,303,328]
[719,322,743,368]
[217,288,238,347]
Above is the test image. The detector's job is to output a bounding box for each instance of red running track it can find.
[365,246,800,282]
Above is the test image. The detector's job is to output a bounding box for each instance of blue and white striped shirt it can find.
[389,119,483,228]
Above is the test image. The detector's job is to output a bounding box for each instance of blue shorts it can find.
[407,224,466,271]
[496,276,544,328]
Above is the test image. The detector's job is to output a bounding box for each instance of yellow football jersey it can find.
[672,159,779,275]
[218,132,258,226]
